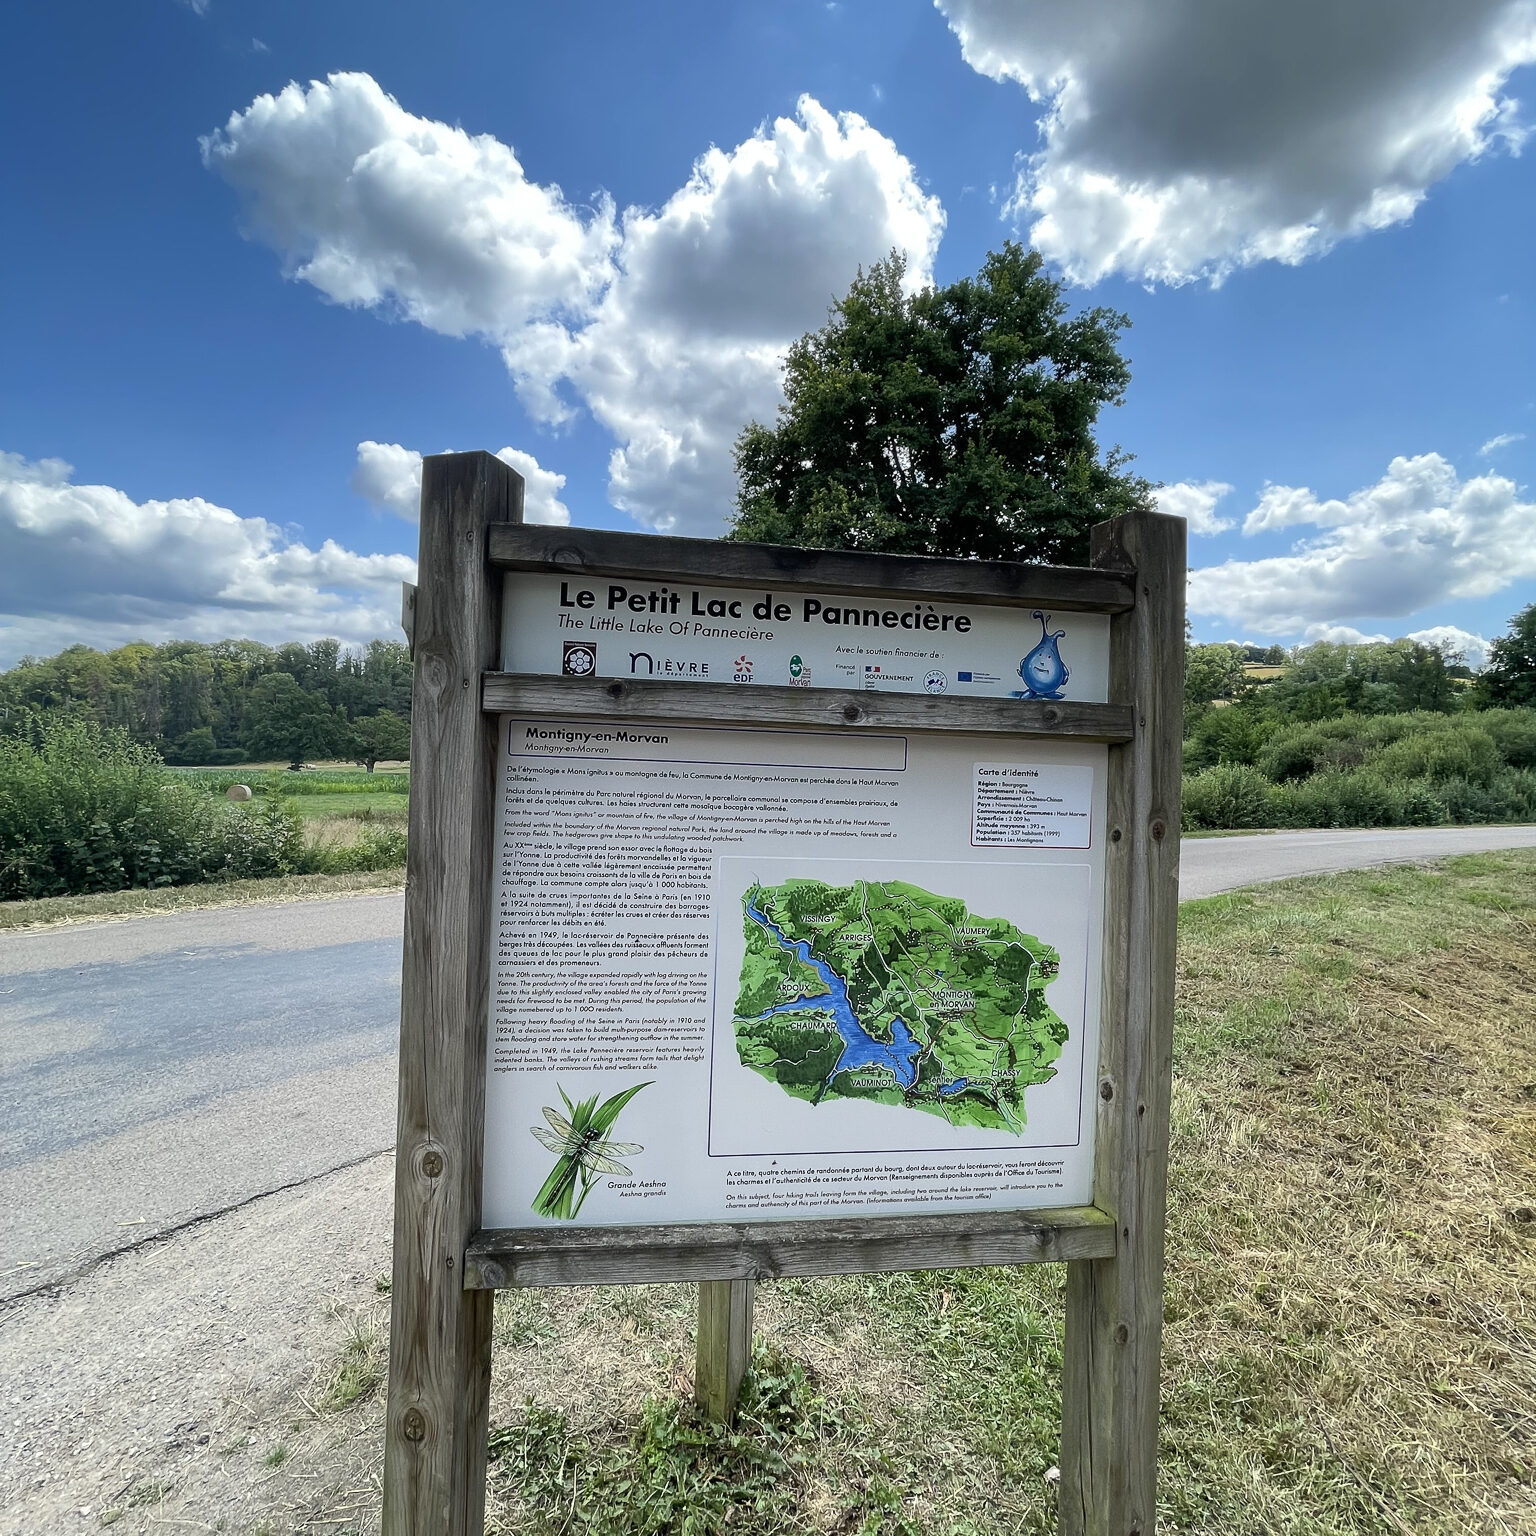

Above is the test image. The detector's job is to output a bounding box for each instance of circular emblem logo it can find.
[562,641,597,677]
[788,654,803,679]
[924,669,949,694]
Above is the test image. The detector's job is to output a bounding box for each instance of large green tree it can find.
[242,672,350,769]
[351,709,411,772]
[1477,602,1536,706]
[727,243,1152,565]
[1185,638,1246,717]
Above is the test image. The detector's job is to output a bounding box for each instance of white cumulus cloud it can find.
[0,449,415,666]
[1153,479,1233,535]
[937,0,1536,285]
[1301,619,1493,669]
[1187,453,1536,634]
[351,440,424,520]
[1303,623,1391,646]
[352,441,570,526]
[200,72,617,342]
[205,75,945,534]
[1406,624,1493,669]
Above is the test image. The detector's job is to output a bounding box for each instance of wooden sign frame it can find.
[383,450,1185,1536]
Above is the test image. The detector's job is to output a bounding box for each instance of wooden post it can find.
[696,1279,755,1424]
[383,453,523,1536]
[1060,510,1185,1536]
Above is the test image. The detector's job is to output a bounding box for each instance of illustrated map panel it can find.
[733,877,1066,1133]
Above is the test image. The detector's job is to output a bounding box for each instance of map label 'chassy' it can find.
[732,878,1066,1133]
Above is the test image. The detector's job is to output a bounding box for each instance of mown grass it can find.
[167,765,409,797]
[462,852,1536,1535]
[0,867,405,930]
[288,793,410,822]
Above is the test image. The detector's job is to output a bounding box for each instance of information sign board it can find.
[382,452,1185,1536]
[502,570,1110,701]
[484,718,1106,1227]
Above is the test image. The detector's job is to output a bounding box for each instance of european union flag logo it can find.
[957,671,973,682]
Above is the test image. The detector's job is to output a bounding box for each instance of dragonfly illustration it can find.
[530,1081,650,1220]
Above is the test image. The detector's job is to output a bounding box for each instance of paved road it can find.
[1179,823,1536,899]
[3,823,1534,1301]
[0,896,403,1301]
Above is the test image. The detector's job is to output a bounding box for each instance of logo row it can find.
[559,615,1071,699]
[562,642,957,693]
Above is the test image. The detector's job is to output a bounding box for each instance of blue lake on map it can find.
[745,896,924,1090]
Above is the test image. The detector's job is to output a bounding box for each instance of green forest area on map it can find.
[733,877,1068,1133]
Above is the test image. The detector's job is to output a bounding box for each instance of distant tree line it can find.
[1183,633,1478,732]
[1179,603,1536,830]
[1184,603,1536,742]
[0,637,412,770]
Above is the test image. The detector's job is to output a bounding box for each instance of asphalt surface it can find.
[1178,823,1536,899]
[3,823,1534,1302]
[0,896,403,1301]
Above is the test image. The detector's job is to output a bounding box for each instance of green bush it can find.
[0,719,307,900]
[1189,707,1536,831]
[215,798,309,879]
[1256,724,1340,783]
[1478,709,1536,770]
[1371,725,1502,788]
[1432,769,1536,824]
[1181,763,1275,830]
[1268,770,1443,829]
[1182,702,1279,772]
[305,825,409,874]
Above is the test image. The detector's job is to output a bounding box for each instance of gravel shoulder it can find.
[0,1154,394,1536]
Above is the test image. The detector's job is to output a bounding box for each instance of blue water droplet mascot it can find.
[1015,611,1069,699]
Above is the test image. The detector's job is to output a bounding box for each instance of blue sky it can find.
[1,0,1533,666]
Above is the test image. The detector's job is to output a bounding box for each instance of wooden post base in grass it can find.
[695,1279,755,1424]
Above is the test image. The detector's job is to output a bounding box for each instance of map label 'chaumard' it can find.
[732,877,1066,1133]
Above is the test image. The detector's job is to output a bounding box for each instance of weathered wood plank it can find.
[481,673,1136,742]
[1060,511,1185,1536]
[463,1206,1116,1288]
[487,523,1137,613]
[696,1279,755,1425]
[382,453,523,1536]
[400,582,417,656]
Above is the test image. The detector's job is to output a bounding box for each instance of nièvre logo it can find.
[628,653,710,678]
